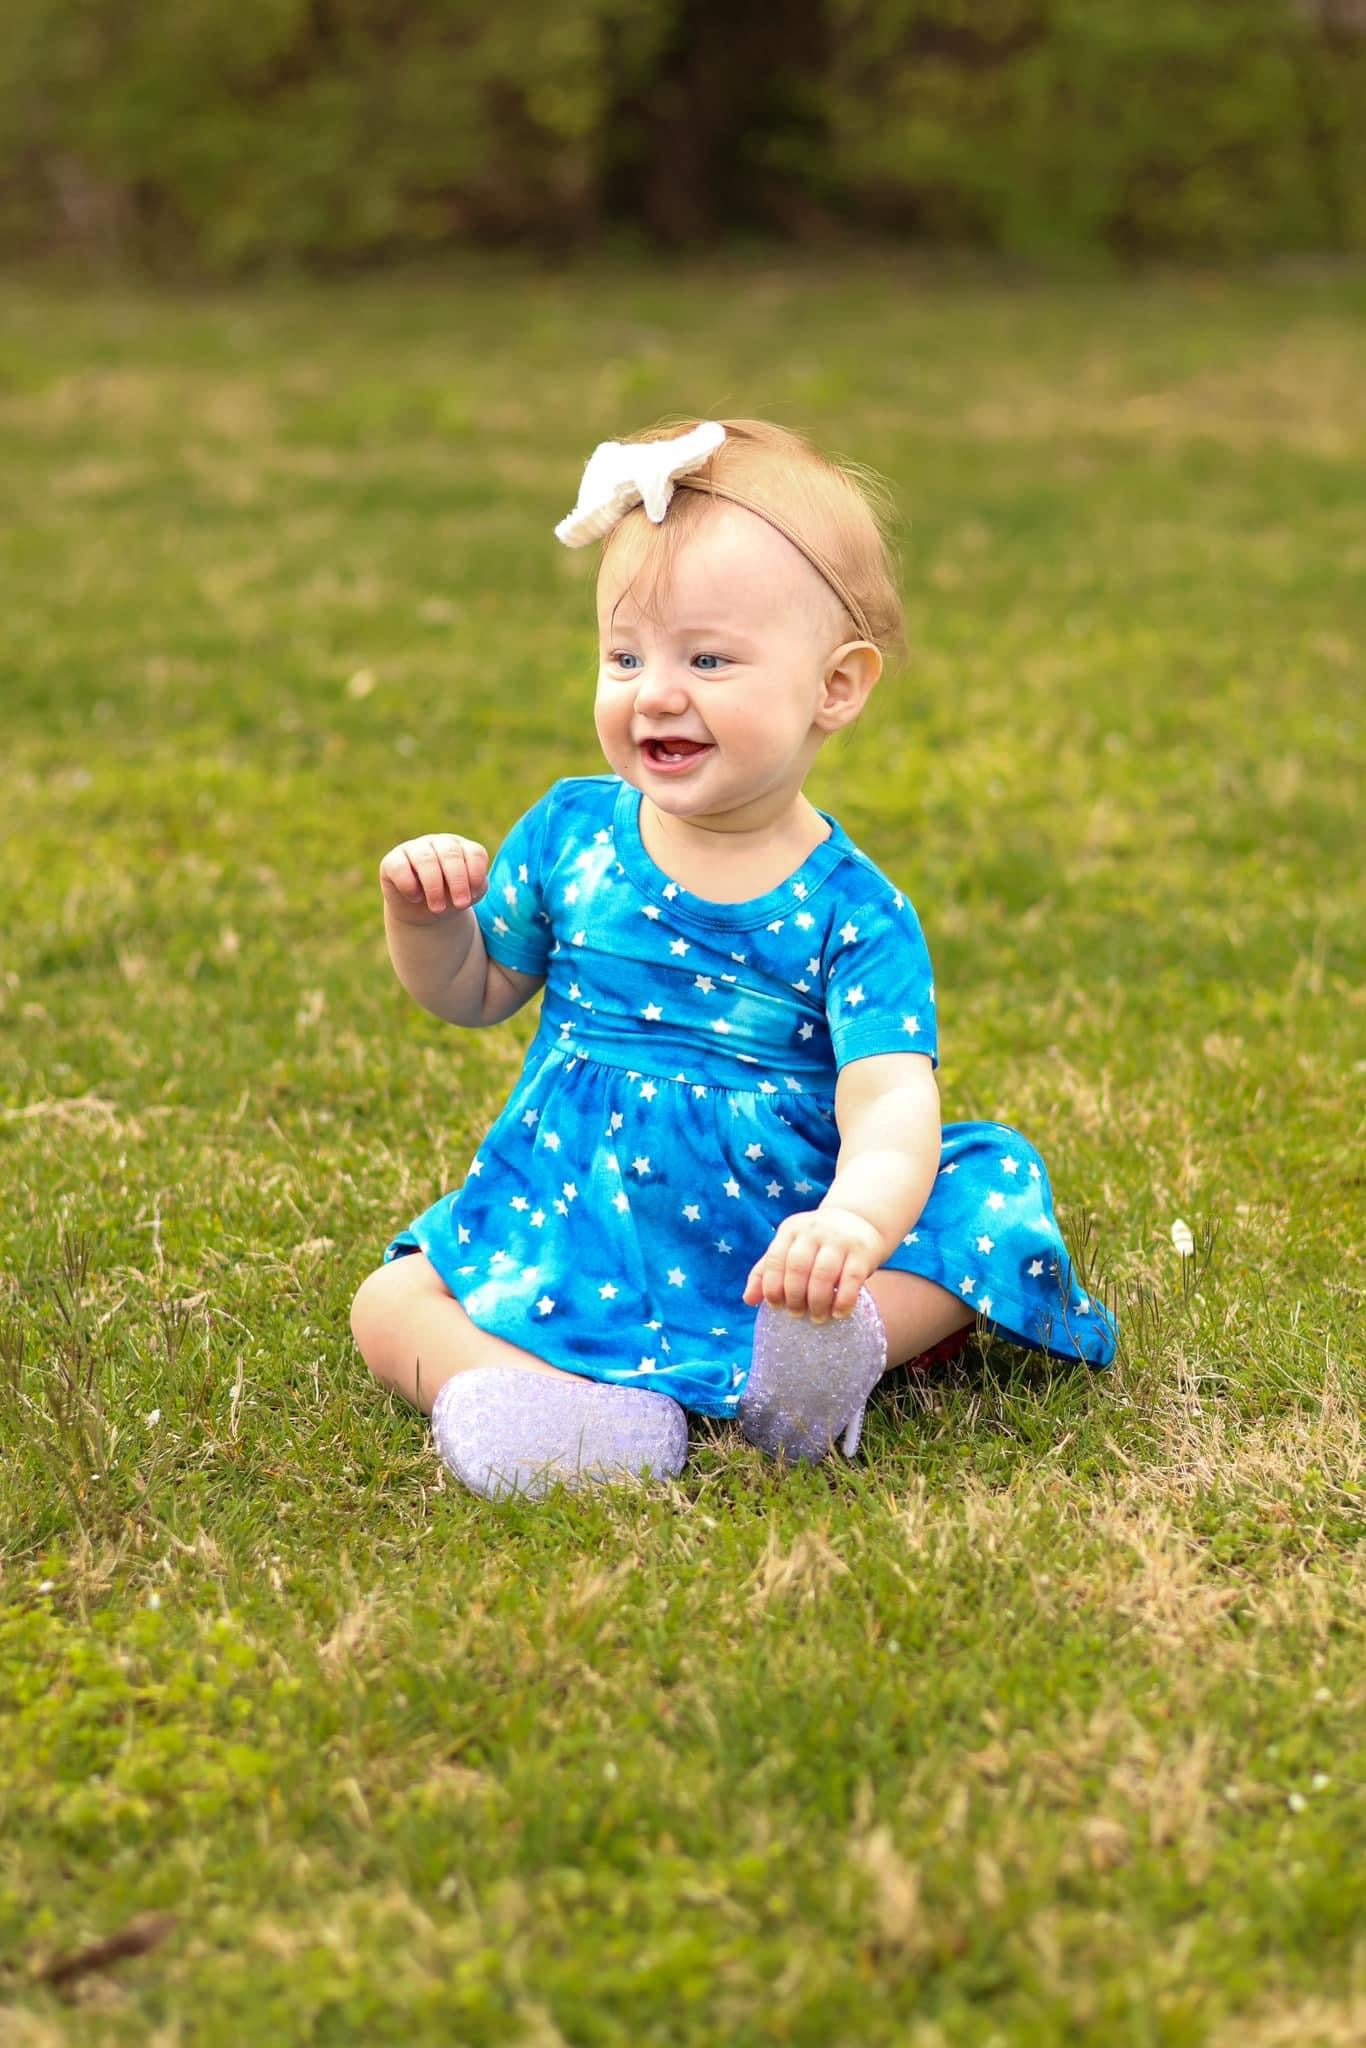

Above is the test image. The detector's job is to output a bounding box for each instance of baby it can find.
[350,418,1116,1499]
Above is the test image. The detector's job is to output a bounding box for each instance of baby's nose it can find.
[632,666,691,712]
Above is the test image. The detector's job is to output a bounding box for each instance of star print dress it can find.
[384,775,1117,1416]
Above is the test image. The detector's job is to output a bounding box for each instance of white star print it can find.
[599,1283,618,1300]
[978,1295,993,1317]
[683,1204,701,1221]
[959,1277,975,1295]
[492,915,509,936]
[940,1161,957,1175]
[693,1084,707,1098]
[714,1239,733,1255]
[795,911,814,929]
[522,1109,539,1127]
[609,1112,624,1132]
[1028,1259,1045,1277]
[562,1182,578,1201]
[902,1015,920,1036]
[839,922,859,944]
[536,1296,555,1315]
[632,1156,652,1176]
[518,863,529,882]
[902,1230,920,1246]
[807,958,821,976]
[845,985,866,1007]
[1029,1162,1041,1181]
[987,1192,1006,1212]
[711,1326,729,1337]
[568,982,582,1000]
[571,929,586,946]
[745,1143,765,1161]
[792,881,808,900]
[713,1018,733,1035]
[667,1267,686,1287]
[1001,1157,1019,1176]
[642,1003,663,1021]
[542,1131,560,1152]
[722,1178,740,1198]
[502,883,518,906]
[669,938,690,956]
[766,918,785,934]
[457,1224,471,1245]
[638,1356,657,1372]
[530,1210,546,1228]
[468,1159,483,1176]
[641,905,661,920]
[790,979,811,994]
[694,975,715,994]
[639,1080,657,1101]
[510,1196,529,1212]
[663,882,679,898]
[765,1181,783,1199]
[594,830,611,844]
[976,1234,995,1254]
[798,1022,815,1040]
[564,883,579,904]
[795,1180,812,1194]
[612,1192,630,1214]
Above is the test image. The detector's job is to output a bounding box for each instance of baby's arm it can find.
[379,832,543,1028]
[744,1053,940,1321]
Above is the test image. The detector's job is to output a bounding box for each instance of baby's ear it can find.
[817,642,881,730]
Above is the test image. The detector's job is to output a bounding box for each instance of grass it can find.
[0,251,1362,2045]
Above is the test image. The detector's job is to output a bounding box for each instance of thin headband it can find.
[554,421,876,645]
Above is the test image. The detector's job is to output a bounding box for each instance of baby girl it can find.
[350,418,1116,1498]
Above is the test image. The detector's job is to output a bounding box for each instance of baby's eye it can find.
[607,651,640,670]
[693,653,727,671]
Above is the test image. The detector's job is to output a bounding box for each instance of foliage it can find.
[0,0,1362,268]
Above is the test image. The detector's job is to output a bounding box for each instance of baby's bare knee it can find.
[350,1262,401,1373]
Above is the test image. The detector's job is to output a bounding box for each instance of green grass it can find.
[0,254,1362,2045]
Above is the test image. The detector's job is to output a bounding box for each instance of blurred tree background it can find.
[0,0,1362,273]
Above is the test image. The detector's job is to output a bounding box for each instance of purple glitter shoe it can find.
[431,1365,689,1502]
[738,1288,889,1463]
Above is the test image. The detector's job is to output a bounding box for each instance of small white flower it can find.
[144,1408,161,1427]
[1171,1218,1195,1256]
[146,1592,161,1610]
[1287,1792,1307,1813]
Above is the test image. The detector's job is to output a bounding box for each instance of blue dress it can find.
[385,775,1117,1416]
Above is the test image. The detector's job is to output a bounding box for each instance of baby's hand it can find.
[379,834,489,923]
[743,1206,884,1324]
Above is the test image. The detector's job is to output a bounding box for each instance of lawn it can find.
[0,254,1362,2045]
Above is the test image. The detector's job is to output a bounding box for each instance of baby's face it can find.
[594,505,852,834]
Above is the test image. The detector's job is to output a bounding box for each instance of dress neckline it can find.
[612,778,852,930]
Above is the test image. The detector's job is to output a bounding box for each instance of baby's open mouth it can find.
[642,738,713,765]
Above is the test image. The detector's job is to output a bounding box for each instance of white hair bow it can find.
[554,421,726,547]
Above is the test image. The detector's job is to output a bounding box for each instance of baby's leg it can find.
[350,1252,689,1500]
[350,1251,569,1416]
[863,1268,975,1374]
[739,1269,974,1464]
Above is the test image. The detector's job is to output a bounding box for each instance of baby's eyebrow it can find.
[604,619,756,641]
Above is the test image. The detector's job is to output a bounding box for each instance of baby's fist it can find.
[380,833,489,921]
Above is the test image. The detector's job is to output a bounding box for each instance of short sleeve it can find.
[824,888,939,1071]
[474,791,554,977]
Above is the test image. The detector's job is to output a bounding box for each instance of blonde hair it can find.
[598,417,908,674]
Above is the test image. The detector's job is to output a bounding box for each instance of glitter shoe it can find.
[431,1365,689,1502]
[738,1288,889,1463]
